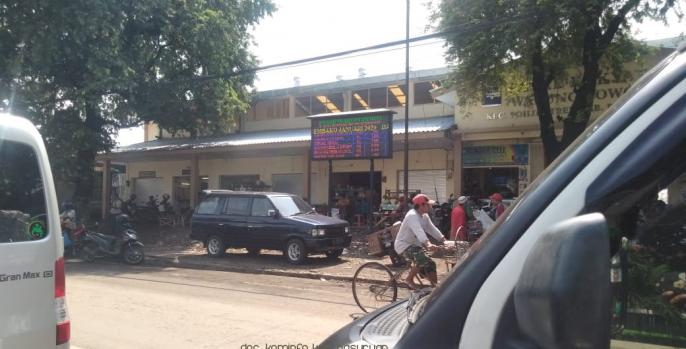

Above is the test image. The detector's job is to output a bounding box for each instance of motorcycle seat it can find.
[93,232,118,242]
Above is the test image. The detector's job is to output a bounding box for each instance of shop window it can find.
[272,174,304,198]
[369,87,387,109]
[352,90,370,110]
[295,94,343,116]
[219,175,260,191]
[294,96,311,117]
[482,89,502,106]
[414,81,441,105]
[247,98,289,121]
[387,84,408,107]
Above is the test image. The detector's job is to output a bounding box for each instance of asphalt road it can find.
[66,262,361,349]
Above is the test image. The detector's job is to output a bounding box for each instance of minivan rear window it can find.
[0,140,48,243]
[196,196,221,215]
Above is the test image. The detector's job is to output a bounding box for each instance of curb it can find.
[142,254,357,283]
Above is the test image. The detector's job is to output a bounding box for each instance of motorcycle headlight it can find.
[311,228,326,237]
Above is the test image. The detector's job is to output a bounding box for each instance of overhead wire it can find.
[165,14,531,85]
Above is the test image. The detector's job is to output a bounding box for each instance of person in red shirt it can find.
[490,193,506,219]
[450,196,468,241]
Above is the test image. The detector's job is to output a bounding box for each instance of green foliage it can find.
[0,0,274,202]
[627,249,685,331]
[434,0,682,162]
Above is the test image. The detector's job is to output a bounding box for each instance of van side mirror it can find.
[514,213,611,349]
[267,209,277,217]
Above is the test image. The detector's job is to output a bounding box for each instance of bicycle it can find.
[352,227,471,313]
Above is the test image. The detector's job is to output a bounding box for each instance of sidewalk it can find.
[130,224,452,282]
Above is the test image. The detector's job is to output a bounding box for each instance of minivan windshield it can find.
[414,50,682,321]
[270,196,314,216]
[465,50,678,248]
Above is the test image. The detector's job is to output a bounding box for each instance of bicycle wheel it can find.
[352,262,397,313]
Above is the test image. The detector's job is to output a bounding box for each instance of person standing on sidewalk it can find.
[394,194,446,289]
[450,196,468,241]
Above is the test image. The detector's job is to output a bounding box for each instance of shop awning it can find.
[111,115,455,155]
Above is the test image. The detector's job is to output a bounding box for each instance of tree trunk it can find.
[71,99,103,220]
[561,28,602,148]
[531,38,560,165]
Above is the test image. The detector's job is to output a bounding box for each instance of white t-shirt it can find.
[394,209,445,254]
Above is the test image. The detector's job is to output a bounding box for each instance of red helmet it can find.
[490,193,503,202]
[411,194,435,206]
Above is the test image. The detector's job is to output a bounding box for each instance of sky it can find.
[116,0,685,146]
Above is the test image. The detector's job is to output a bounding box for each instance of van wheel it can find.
[206,235,226,257]
[325,249,343,259]
[247,248,261,256]
[285,239,307,265]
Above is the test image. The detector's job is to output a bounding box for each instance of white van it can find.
[0,114,70,348]
[323,42,686,348]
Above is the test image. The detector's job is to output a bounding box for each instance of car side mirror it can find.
[268,209,277,218]
[514,213,611,349]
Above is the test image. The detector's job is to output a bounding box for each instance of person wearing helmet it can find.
[450,196,468,241]
[489,193,506,220]
[394,194,446,289]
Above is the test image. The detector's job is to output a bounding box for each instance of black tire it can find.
[206,235,226,257]
[123,244,145,265]
[284,239,307,264]
[80,242,97,263]
[325,249,343,259]
[352,262,397,313]
[247,247,261,256]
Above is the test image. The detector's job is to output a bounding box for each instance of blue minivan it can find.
[190,190,351,264]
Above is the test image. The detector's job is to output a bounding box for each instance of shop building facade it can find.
[99,68,457,217]
[440,48,673,200]
[98,45,678,218]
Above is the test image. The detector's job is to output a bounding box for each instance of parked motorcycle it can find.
[431,194,455,239]
[80,214,145,265]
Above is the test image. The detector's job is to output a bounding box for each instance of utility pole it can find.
[403,0,410,202]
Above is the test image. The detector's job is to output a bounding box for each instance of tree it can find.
[434,0,682,164]
[0,0,274,209]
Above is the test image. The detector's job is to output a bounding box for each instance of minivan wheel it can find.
[325,249,343,259]
[285,239,306,264]
[206,235,226,257]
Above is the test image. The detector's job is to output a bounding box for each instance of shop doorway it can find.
[173,176,209,212]
[333,171,382,220]
[463,167,520,199]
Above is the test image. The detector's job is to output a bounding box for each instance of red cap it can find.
[412,194,435,206]
[490,193,503,202]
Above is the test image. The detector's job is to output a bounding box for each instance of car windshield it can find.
[270,196,314,216]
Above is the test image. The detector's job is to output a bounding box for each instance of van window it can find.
[583,117,686,347]
[196,196,221,215]
[251,197,274,217]
[0,140,48,243]
[223,196,251,216]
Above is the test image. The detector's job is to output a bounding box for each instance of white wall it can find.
[122,148,452,207]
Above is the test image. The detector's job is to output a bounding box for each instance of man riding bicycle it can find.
[394,194,446,289]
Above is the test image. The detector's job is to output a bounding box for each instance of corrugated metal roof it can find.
[113,115,455,154]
